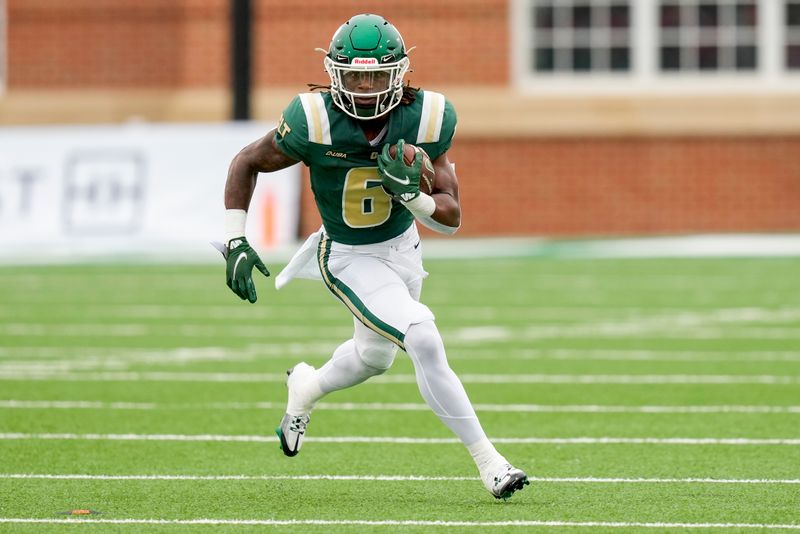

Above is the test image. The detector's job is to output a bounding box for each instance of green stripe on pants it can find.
[316,235,406,349]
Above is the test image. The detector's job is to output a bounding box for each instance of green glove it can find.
[378,139,423,202]
[223,237,270,303]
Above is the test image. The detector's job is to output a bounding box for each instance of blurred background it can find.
[0,0,799,261]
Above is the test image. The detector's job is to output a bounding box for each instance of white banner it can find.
[0,122,301,263]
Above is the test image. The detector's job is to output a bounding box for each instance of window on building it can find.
[788,0,800,69]
[513,0,800,92]
[658,1,758,71]
[531,1,632,73]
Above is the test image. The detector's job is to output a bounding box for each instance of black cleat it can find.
[275,413,309,457]
[484,464,530,500]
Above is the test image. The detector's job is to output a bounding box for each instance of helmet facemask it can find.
[324,56,410,120]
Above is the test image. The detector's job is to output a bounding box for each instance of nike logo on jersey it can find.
[383,170,410,185]
[233,252,248,279]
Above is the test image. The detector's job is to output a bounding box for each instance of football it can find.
[387,142,436,195]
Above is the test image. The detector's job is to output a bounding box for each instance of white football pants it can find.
[313,225,490,446]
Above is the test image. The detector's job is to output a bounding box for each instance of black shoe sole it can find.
[495,472,530,500]
[277,367,298,457]
[278,367,304,457]
[275,426,299,457]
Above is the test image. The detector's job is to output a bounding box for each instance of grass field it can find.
[1,256,799,531]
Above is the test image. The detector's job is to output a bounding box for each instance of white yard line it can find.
[0,400,159,410]
[0,343,338,361]
[0,371,287,382]
[2,346,799,363]
[0,371,798,384]
[452,374,799,384]
[514,325,800,342]
[0,518,798,529]
[1,433,799,445]
[0,323,351,339]
[3,350,800,374]
[4,473,800,485]
[2,400,800,414]
[5,306,800,342]
[452,348,800,362]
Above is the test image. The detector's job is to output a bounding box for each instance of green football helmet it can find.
[324,14,410,120]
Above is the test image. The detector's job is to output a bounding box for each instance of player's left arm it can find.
[416,94,460,234]
[390,149,461,235]
[379,94,461,234]
[379,145,461,234]
[427,151,461,229]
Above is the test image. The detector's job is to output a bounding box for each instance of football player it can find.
[222,13,528,500]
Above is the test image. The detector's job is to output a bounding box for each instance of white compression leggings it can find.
[316,319,488,446]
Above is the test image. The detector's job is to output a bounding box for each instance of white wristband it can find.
[401,193,436,218]
[224,209,247,242]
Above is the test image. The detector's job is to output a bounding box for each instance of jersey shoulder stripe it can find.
[298,92,332,145]
[416,90,446,144]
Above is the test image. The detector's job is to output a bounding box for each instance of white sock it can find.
[286,364,324,416]
[467,437,506,474]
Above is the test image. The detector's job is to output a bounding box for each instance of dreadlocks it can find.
[307,82,419,106]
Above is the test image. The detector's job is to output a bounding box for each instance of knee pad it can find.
[404,320,444,361]
[355,331,398,371]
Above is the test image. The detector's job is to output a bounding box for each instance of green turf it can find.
[1,258,800,531]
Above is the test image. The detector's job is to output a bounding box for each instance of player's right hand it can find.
[223,237,270,303]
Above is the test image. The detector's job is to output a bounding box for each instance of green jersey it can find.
[274,90,456,245]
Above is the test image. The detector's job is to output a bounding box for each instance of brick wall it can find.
[299,137,800,237]
[252,0,508,87]
[7,1,800,237]
[7,0,505,89]
[7,0,227,88]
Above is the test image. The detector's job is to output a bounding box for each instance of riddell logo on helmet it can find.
[352,57,378,66]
